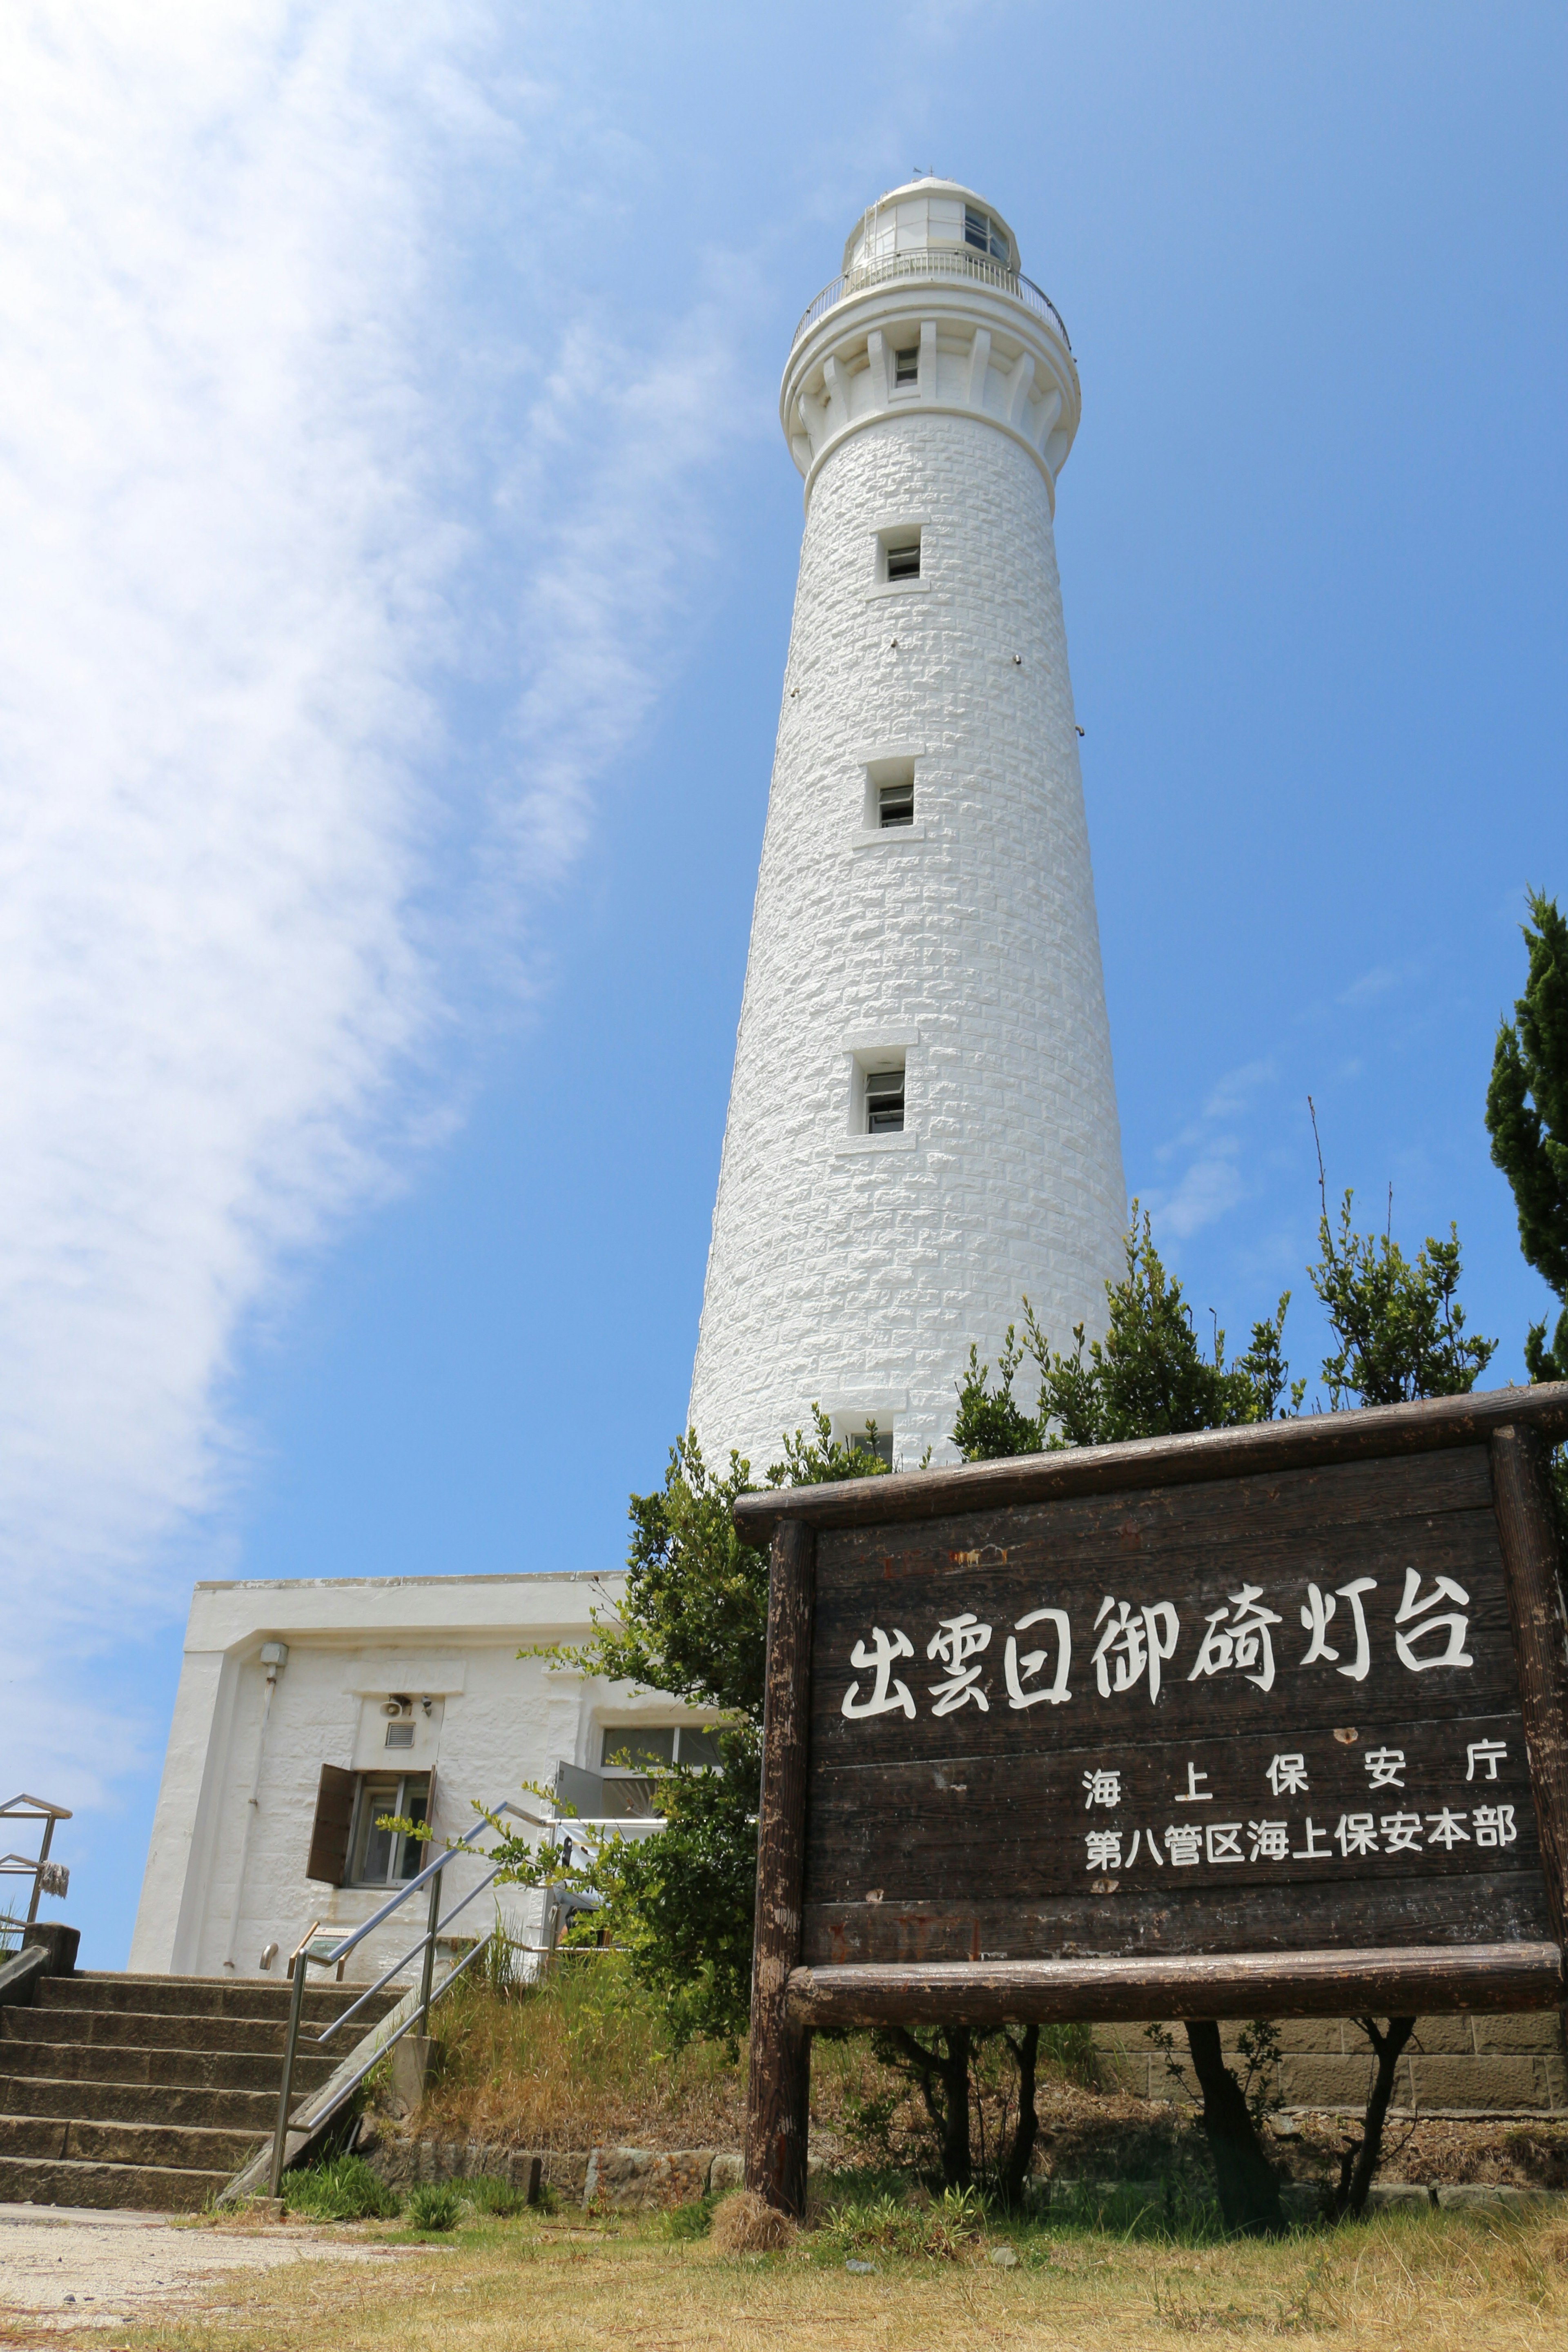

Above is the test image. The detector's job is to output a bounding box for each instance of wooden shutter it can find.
[305,1764,357,1886]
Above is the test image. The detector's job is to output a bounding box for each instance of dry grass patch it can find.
[710,2189,797,2253]
[70,2203,1568,2352]
[406,1959,747,2152]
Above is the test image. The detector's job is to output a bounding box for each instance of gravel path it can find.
[0,2202,416,2336]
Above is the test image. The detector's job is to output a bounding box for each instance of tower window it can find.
[865,1065,905,1134]
[876,525,922,586]
[878,779,914,828]
[964,206,1009,263]
[832,1415,895,1467]
[893,345,919,386]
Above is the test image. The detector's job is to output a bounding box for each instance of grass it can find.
[280,2152,402,2222]
[87,2198,1568,2351]
[409,1954,748,2151]
[405,2183,463,2231]
[394,1952,1105,2177]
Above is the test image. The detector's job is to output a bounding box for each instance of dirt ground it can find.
[2,2201,1565,2352]
[0,2204,428,2339]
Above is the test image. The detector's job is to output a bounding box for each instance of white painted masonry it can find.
[131,1576,706,1986]
[688,180,1125,1472]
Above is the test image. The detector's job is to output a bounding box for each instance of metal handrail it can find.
[316,1865,505,2043]
[791,246,1072,353]
[265,1797,605,2196]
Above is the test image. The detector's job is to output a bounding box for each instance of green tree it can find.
[954,1209,1295,2236]
[1486,890,1568,1386]
[1305,1136,1497,2216]
[1308,1192,1497,1407]
[954,1209,1301,1461]
[490,1412,886,2051]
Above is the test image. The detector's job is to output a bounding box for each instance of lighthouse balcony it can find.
[792,245,1071,355]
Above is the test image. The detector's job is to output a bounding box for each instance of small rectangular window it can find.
[865,1066,905,1134]
[675,1727,724,1769]
[601,1726,675,1773]
[885,539,920,581]
[893,345,919,385]
[878,780,915,828]
[847,1426,894,1468]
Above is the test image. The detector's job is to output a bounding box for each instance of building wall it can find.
[130,1574,708,1988]
[688,398,1125,1470]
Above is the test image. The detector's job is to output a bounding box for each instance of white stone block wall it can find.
[688,363,1126,1474]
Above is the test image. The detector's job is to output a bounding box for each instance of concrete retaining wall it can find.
[1096,2012,1568,2115]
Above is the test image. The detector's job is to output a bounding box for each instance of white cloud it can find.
[0,4,759,1802]
[1150,1148,1247,1241]
[1337,961,1418,1006]
[1142,1059,1276,1241]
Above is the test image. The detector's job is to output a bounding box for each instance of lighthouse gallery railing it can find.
[791,247,1072,354]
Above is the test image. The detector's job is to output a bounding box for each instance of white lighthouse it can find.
[688,180,1126,1474]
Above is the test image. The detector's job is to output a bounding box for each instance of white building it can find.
[130,1575,716,1984]
[689,177,1125,1473]
[133,178,1125,1984]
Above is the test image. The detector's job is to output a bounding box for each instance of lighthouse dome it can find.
[843,178,1020,277]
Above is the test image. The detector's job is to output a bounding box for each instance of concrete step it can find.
[0,2113,264,2172]
[0,2039,339,2094]
[4,2006,309,2056]
[42,1972,400,2027]
[0,2152,228,2214]
[0,2073,281,2131]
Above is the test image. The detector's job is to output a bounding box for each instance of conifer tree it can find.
[1486,890,1568,1386]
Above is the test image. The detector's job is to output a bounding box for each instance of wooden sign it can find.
[733,1388,1568,2212]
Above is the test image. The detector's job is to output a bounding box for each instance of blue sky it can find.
[2,3,1563,1966]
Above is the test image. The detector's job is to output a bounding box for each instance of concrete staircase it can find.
[0,1971,401,2211]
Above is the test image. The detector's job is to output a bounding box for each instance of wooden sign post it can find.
[734,1387,1568,2214]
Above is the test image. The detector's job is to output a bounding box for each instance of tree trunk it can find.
[999,2024,1040,2208]
[1333,2018,1416,2221]
[879,2023,974,2191]
[938,2024,973,2189]
[1184,2020,1285,2236]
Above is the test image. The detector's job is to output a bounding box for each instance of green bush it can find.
[466,2174,530,2218]
[407,2182,463,2232]
[661,2196,714,2240]
[817,2182,987,2261]
[282,2153,401,2222]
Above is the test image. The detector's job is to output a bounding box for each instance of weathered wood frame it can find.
[737,1386,1568,2212]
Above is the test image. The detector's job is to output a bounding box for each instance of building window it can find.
[599,1725,722,1774]
[865,1064,905,1134]
[587,1724,724,1820]
[964,206,1009,263]
[845,1423,894,1468]
[878,778,915,828]
[884,534,920,581]
[348,1773,429,1887]
[893,344,919,386]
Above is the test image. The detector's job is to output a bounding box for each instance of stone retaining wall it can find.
[1096,2013,1568,2115]
[359,2132,746,2211]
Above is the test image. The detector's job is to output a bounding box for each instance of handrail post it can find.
[24,1814,55,1927]
[416,1866,443,2035]
[268,1936,314,2199]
